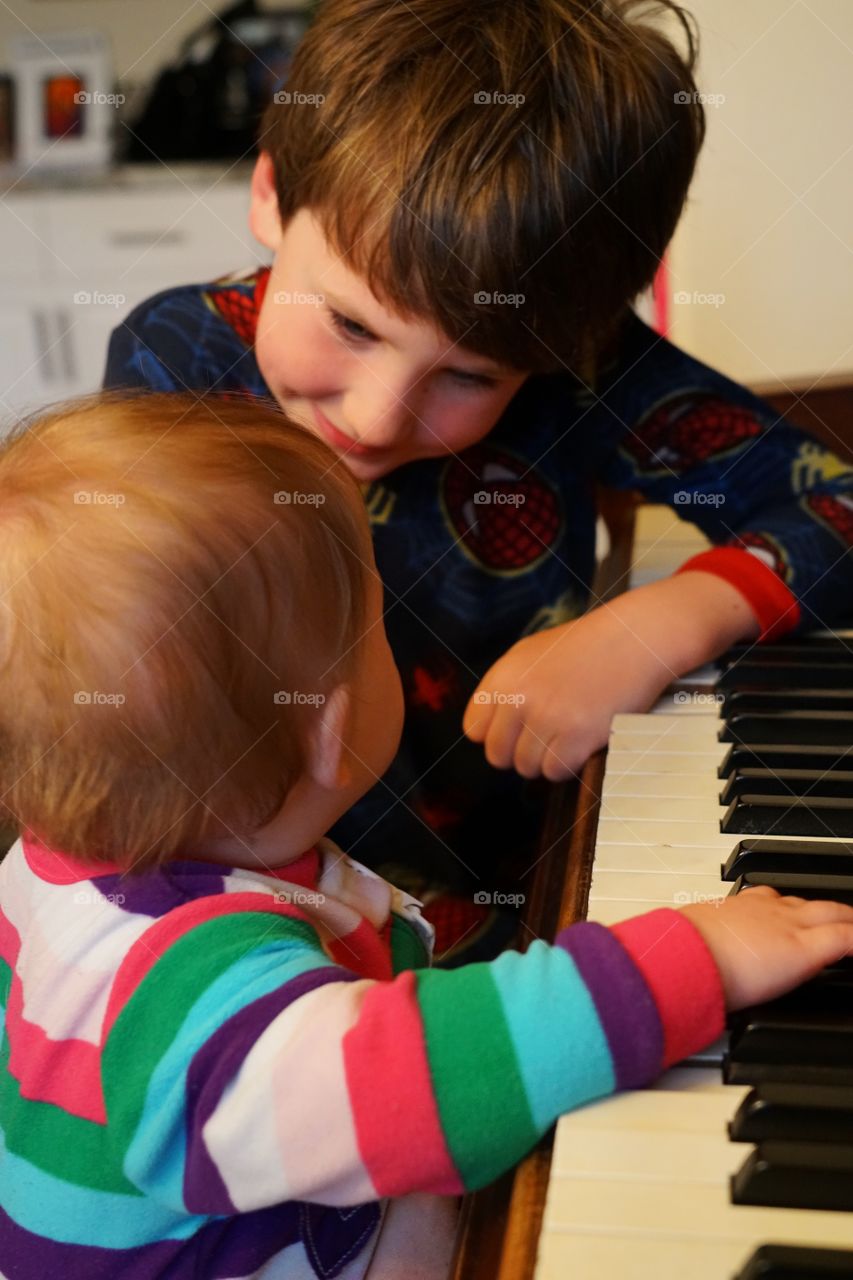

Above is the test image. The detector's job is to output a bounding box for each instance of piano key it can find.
[604,772,723,800]
[729,872,853,907]
[735,1243,853,1278]
[725,976,853,1087]
[721,796,853,839]
[731,1142,853,1212]
[719,770,853,806]
[717,661,853,689]
[724,641,853,662]
[609,750,727,775]
[729,1084,853,1144]
[722,839,853,881]
[723,690,853,715]
[721,712,853,746]
[599,796,723,823]
[718,744,853,778]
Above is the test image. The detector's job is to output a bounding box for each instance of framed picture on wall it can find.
[8,28,114,173]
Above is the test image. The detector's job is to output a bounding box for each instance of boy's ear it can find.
[307,684,352,791]
[249,152,284,252]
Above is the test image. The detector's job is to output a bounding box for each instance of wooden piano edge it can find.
[451,748,608,1280]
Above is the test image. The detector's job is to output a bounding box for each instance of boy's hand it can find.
[462,571,761,780]
[681,886,853,1010]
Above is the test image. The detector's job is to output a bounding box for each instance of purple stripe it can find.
[556,921,663,1089]
[92,860,228,918]
[0,1196,379,1280]
[184,966,361,1214]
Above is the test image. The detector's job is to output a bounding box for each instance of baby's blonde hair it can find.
[0,390,372,873]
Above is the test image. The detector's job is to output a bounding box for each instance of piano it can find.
[452,504,853,1280]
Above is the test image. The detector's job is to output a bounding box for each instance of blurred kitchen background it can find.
[0,0,850,452]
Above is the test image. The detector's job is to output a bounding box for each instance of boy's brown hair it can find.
[259,0,705,378]
[0,391,372,872]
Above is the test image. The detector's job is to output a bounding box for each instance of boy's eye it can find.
[451,370,498,389]
[329,309,374,341]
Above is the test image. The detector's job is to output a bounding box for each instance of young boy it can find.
[0,389,851,1279]
[104,0,853,913]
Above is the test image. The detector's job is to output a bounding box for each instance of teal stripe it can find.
[488,940,615,1130]
[0,1123,204,1246]
[125,942,332,1205]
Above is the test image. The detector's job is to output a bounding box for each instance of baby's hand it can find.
[681,886,853,1011]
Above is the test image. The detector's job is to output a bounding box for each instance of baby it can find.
[0,390,850,1280]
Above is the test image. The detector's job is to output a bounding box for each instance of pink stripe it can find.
[22,833,124,882]
[0,907,106,1121]
[610,909,725,1068]
[343,970,462,1197]
[326,918,392,982]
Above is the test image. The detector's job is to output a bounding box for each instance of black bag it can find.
[123,0,311,162]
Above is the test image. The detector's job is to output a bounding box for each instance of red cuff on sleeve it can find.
[675,546,800,642]
[610,908,725,1069]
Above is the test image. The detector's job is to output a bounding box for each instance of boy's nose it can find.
[344,386,418,450]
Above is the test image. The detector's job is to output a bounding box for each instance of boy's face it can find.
[250,186,530,482]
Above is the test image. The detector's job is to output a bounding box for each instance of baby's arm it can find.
[102,891,853,1214]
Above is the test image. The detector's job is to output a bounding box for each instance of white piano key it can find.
[612,714,721,739]
[608,734,725,757]
[588,869,725,907]
[591,843,725,875]
[597,797,722,824]
[602,773,723,800]
[651,694,724,715]
[594,817,733,849]
[605,750,727,774]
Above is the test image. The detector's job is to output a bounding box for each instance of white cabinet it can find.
[0,164,270,424]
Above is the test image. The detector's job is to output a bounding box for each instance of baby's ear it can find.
[306,684,352,791]
[249,152,283,251]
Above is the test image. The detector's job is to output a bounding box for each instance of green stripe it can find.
[0,958,138,1193]
[415,964,538,1189]
[102,913,323,1158]
[389,914,429,974]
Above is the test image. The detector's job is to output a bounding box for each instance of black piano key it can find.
[718,743,853,778]
[723,689,853,715]
[729,1083,853,1144]
[730,1141,853,1212]
[718,661,853,689]
[719,768,853,806]
[724,973,853,1086]
[735,1244,853,1280]
[729,871,853,906]
[725,638,853,663]
[722,839,853,881]
[721,795,853,838]
[721,711,853,746]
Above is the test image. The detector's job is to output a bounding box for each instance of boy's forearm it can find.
[602,571,761,676]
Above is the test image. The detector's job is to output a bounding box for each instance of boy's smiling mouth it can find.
[311,403,390,460]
